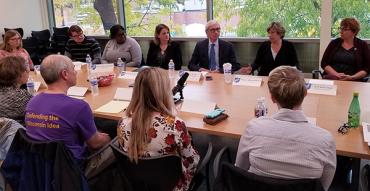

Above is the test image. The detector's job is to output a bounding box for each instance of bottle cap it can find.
[353,92,359,97]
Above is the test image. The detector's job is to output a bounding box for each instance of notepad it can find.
[95,100,130,113]
[118,71,138,80]
[186,71,202,82]
[362,122,370,144]
[67,86,88,97]
[114,88,133,101]
[232,75,262,87]
[180,99,216,115]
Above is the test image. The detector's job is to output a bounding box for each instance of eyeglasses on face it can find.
[208,28,221,33]
[9,37,21,41]
[71,32,84,38]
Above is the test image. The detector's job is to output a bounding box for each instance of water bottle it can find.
[117,58,126,76]
[168,59,175,78]
[86,54,93,77]
[90,77,99,96]
[26,76,36,96]
[223,63,233,83]
[348,92,360,128]
[255,97,268,118]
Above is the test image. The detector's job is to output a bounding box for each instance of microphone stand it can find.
[174,84,185,104]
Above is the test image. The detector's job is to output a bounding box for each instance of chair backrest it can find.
[51,27,70,54]
[1,129,88,191]
[31,29,51,48]
[4,28,24,38]
[214,163,324,191]
[110,143,182,191]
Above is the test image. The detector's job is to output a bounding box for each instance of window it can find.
[332,0,370,38]
[213,0,321,38]
[125,0,207,37]
[53,0,119,35]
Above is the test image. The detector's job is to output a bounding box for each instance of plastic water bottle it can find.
[86,54,93,77]
[348,92,360,128]
[223,63,233,83]
[90,77,99,96]
[255,97,268,118]
[26,76,36,96]
[117,58,126,76]
[168,59,175,78]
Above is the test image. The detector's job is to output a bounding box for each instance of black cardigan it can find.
[146,41,183,70]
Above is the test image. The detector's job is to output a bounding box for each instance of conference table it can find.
[33,65,370,190]
[34,65,370,160]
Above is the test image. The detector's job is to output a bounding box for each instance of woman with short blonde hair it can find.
[0,30,33,69]
[117,67,199,191]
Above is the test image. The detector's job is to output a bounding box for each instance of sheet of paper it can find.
[67,86,88,97]
[232,75,262,87]
[186,71,202,82]
[180,99,216,115]
[362,122,370,142]
[72,61,86,66]
[69,95,85,100]
[308,79,334,85]
[95,100,130,113]
[118,71,138,80]
[90,64,114,77]
[114,88,133,101]
[34,82,41,92]
[307,84,337,96]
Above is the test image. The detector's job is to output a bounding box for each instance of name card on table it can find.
[180,99,216,115]
[232,75,262,87]
[34,82,41,92]
[186,71,203,82]
[308,79,334,85]
[362,122,370,146]
[95,100,130,113]
[118,71,138,80]
[67,86,88,97]
[114,88,133,101]
[307,84,337,96]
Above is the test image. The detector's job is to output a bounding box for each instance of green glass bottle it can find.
[348,92,361,128]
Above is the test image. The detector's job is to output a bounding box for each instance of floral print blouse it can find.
[0,48,33,69]
[117,113,200,191]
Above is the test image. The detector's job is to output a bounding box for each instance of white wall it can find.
[0,0,49,42]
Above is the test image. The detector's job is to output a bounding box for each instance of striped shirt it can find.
[0,86,32,125]
[236,109,336,191]
[64,36,101,64]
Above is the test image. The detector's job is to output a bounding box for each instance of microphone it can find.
[172,72,189,96]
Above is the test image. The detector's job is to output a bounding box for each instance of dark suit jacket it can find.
[188,39,241,72]
[251,40,299,76]
[146,41,182,70]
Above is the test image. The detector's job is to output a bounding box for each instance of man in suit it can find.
[188,20,241,73]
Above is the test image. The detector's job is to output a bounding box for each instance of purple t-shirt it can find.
[25,93,97,159]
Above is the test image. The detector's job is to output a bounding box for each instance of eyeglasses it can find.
[338,122,349,134]
[208,28,221,33]
[338,27,352,31]
[71,32,84,38]
[9,37,21,41]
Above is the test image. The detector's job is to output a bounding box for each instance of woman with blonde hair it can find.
[0,30,33,69]
[146,24,183,70]
[117,67,199,191]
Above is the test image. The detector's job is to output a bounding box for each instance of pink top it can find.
[0,48,33,69]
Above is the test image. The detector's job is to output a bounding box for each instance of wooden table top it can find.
[33,66,370,159]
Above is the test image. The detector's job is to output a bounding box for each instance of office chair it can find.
[51,27,70,54]
[31,29,53,61]
[1,129,89,191]
[4,28,24,38]
[213,147,324,191]
[110,143,182,191]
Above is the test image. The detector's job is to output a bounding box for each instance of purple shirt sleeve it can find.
[75,103,97,141]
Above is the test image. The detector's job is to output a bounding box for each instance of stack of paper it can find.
[362,122,370,146]
[95,100,130,113]
[307,79,337,96]
[232,75,262,87]
[114,88,133,101]
[67,86,88,98]
[118,71,138,80]
[90,64,114,77]
[72,61,86,71]
[180,99,216,115]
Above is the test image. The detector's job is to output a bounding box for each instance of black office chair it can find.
[31,29,53,61]
[110,143,182,191]
[4,28,24,38]
[51,27,70,54]
[22,37,40,65]
[213,147,324,191]
[1,129,89,191]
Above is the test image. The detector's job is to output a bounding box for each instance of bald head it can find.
[40,55,73,85]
